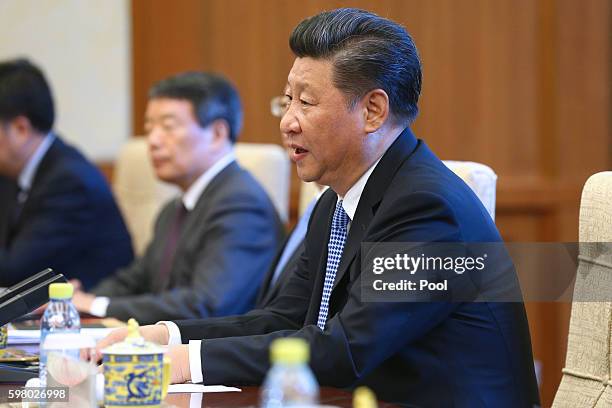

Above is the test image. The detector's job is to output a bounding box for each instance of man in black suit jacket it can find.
[73,72,284,324]
[98,9,539,406]
[0,59,133,289]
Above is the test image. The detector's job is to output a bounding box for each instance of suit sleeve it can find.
[186,191,468,387]
[175,244,314,341]
[90,256,151,298]
[102,189,283,324]
[0,177,96,286]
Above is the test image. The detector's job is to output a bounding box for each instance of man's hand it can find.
[71,291,95,313]
[94,324,170,362]
[166,345,191,384]
[31,303,47,315]
[69,279,83,292]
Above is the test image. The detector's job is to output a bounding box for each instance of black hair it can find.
[0,58,55,133]
[149,72,243,143]
[290,8,422,123]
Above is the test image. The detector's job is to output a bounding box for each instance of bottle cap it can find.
[353,387,378,408]
[270,338,309,364]
[49,283,74,299]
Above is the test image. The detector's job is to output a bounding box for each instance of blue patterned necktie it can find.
[317,200,350,330]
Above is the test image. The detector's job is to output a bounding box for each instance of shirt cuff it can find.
[89,297,110,317]
[156,321,182,346]
[189,340,203,384]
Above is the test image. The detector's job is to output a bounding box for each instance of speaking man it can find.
[98,9,539,406]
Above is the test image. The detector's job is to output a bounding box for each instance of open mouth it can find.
[288,143,309,162]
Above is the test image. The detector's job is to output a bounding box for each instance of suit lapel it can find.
[0,179,17,247]
[331,128,419,290]
[3,138,60,244]
[18,138,60,221]
[177,161,239,242]
[256,234,290,306]
[165,161,240,286]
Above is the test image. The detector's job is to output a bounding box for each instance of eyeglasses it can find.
[270,95,290,118]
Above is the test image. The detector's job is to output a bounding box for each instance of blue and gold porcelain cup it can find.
[0,325,7,349]
[102,319,170,407]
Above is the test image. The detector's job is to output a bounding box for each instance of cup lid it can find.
[101,319,165,355]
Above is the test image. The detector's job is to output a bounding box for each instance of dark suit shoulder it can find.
[193,161,281,219]
[34,137,113,200]
[382,141,500,242]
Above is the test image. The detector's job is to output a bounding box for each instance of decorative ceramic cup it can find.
[0,325,7,349]
[102,319,170,407]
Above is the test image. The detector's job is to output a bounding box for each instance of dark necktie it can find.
[6,186,28,246]
[157,202,188,291]
[317,200,349,330]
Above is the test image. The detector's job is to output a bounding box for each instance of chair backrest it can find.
[299,160,498,220]
[113,138,178,255]
[552,171,612,407]
[234,143,290,222]
[113,138,289,255]
[442,160,497,220]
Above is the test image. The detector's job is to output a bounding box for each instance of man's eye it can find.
[300,99,312,106]
[161,123,177,132]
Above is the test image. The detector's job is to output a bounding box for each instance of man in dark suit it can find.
[0,59,133,289]
[73,72,284,324]
[98,9,539,406]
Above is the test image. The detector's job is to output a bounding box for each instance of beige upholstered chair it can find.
[113,138,178,256]
[299,181,323,217]
[552,171,612,407]
[234,143,290,222]
[113,138,290,255]
[443,160,497,220]
[299,160,498,220]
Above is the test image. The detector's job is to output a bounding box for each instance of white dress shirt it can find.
[339,157,381,229]
[18,132,55,193]
[159,155,383,384]
[89,151,236,318]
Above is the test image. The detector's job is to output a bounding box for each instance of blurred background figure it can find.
[0,58,133,289]
[72,72,284,324]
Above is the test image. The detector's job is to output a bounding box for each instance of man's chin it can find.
[153,170,177,185]
[296,169,318,184]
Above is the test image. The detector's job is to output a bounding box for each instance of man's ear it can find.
[362,89,390,133]
[210,119,231,146]
[7,116,35,146]
[11,116,33,137]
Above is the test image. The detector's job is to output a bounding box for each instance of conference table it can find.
[2,319,397,407]
[165,386,389,407]
[0,383,396,407]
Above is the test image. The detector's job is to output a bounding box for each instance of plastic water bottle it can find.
[260,338,319,407]
[39,283,80,387]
